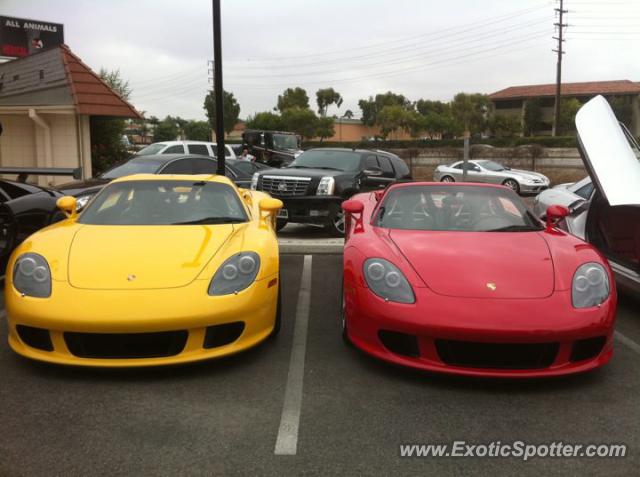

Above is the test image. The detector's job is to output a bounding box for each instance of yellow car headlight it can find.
[208,252,260,296]
[13,253,52,298]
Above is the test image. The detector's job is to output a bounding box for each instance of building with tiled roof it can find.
[489,80,640,136]
[0,44,141,184]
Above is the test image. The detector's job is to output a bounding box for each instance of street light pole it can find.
[212,0,226,175]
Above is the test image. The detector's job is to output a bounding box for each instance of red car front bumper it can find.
[344,284,616,378]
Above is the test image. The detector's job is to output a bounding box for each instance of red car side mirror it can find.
[342,200,364,215]
[546,204,569,232]
[342,199,365,235]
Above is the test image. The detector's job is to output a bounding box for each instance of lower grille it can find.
[435,339,559,369]
[203,322,245,349]
[17,325,53,352]
[570,336,606,362]
[259,175,311,197]
[378,330,420,358]
[64,330,188,359]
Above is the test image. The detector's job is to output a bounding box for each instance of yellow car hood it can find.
[68,224,234,290]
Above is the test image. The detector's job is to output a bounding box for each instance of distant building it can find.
[318,117,438,142]
[0,44,141,184]
[489,80,640,136]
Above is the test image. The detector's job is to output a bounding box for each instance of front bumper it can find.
[5,276,278,367]
[275,195,343,225]
[345,284,616,377]
[519,183,549,194]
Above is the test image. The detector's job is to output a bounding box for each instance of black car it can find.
[242,129,304,167]
[56,154,271,210]
[250,148,411,236]
[0,173,74,275]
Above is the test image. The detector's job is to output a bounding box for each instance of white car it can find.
[136,141,237,159]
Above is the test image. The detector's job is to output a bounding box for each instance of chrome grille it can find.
[259,175,311,197]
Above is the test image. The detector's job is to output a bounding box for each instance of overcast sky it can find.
[5,0,640,121]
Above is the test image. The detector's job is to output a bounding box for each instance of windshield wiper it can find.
[486,224,541,232]
[312,166,341,171]
[172,217,246,225]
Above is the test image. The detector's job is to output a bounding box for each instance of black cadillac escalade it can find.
[250,148,411,236]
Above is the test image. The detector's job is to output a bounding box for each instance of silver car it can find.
[433,159,550,195]
[533,95,640,295]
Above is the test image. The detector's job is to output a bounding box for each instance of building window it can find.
[13,74,19,81]
[39,69,45,80]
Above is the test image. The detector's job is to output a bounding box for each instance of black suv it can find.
[242,129,304,167]
[250,148,411,236]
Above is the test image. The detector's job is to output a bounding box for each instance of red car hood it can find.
[389,230,554,299]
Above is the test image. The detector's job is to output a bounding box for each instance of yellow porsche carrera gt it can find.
[4,174,283,367]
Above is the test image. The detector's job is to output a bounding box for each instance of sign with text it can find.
[0,16,64,58]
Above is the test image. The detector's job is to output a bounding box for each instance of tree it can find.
[358,91,412,127]
[153,116,180,142]
[523,99,544,136]
[147,115,160,126]
[98,68,131,100]
[342,109,354,119]
[90,68,132,174]
[281,107,318,139]
[204,89,241,135]
[315,116,335,141]
[557,98,582,135]
[277,87,309,112]
[183,120,211,141]
[450,92,490,136]
[609,96,633,126]
[377,105,411,139]
[415,99,448,116]
[245,111,285,131]
[488,114,522,138]
[316,88,343,117]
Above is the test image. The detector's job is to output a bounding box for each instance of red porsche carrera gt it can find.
[341,182,617,378]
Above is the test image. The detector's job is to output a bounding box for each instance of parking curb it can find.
[279,240,344,255]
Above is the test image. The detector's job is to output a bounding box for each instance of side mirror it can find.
[56,196,77,219]
[363,166,383,177]
[342,199,364,215]
[259,197,284,228]
[342,199,364,235]
[545,204,569,232]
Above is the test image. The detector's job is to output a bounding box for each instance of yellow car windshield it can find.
[79,180,248,225]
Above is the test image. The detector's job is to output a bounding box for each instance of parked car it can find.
[136,140,237,159]
[533,95,640,295]
[56,155,271,211]
[433,159,550,195]
[0,167,82,276]
[250,148,412,236]
[340,181,616,377]
[242,129,304,167]
[5,174,283,366]
[532,176,594,220]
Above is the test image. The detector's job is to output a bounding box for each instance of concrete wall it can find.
[0,114,37,167]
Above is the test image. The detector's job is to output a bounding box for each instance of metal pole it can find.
[552,0,566,137]
[212,0,225,175]
[462,130,470,181]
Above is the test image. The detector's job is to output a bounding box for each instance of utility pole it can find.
[552,0,567,137]
[212,0,226,175]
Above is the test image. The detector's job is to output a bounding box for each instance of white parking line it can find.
[615,331,640,355]
[274,254,313,456]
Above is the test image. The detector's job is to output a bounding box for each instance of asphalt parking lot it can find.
[1,254,640,476]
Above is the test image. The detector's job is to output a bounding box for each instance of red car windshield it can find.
[375,185,543,232]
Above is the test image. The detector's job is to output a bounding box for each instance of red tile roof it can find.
[489,80,640,101]
[59,44,142,119]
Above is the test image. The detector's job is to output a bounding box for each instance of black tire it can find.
[502,178,520,195]
[269,278,282,338]
[275,219,288,232]
[440,175,455,183]
[325,204,346,237]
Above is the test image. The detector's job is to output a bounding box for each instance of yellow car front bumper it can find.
[5,275,278,367]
